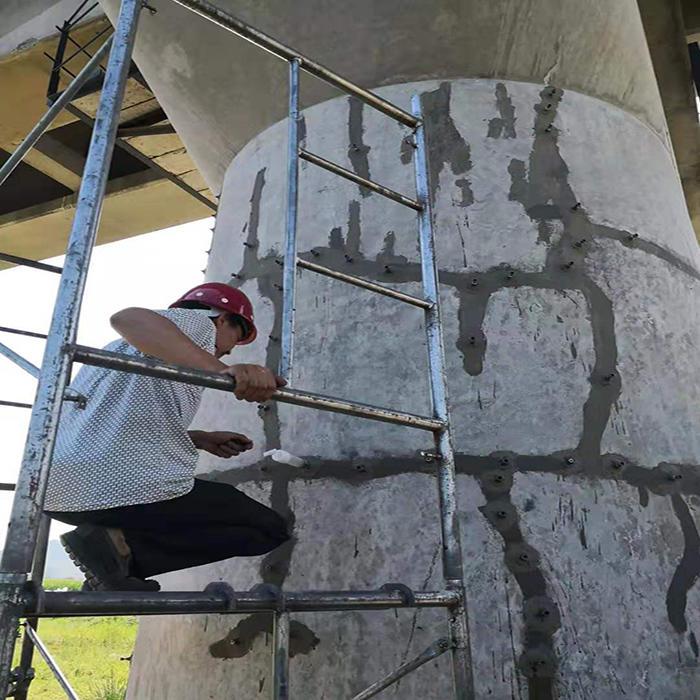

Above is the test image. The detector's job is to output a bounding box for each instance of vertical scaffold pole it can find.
[272,611,291,699]
[13,516,51,700]
[0,1,143,695]
[279,58,301,382]
[411,94,475,700]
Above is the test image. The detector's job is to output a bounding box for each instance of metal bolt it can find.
[311,249,320,257]
[355,464,367,473]
[470,278,479,287]
[563,261,575,270]
[384,265,393,273]
[668,473,683,482]
[548,87,557,96]
[536,608,551,620]
[544,125,553,133]
[519,553,530,562]
[275,259,284,266]
[344,254,354,263]
[571,202,581,211]
[499,457,510,467]
[350,143,361,152]
[565,457,576,466]
[142,2,158,15]
[544,103,552,111]
[404,135,417,149]
[602,373,615,384]
[468,336,477,345]
[274,283,283,291]
[420,450,441,463]
[628,233,639,242]
[611,460,625,470]
[269,335,279,342]
[493,474,505,484]
[496,510,509,519]
[243,242,256,249]
[506,270,515,280]
[258,404,270,412]
[573,239,587,248]
[230,273,242,280]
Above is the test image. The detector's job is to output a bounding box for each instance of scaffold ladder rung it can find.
[299,149,422,211]
[297,258,432,309]
[68,344,444,432]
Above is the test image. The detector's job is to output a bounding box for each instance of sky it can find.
[0,218,213,547]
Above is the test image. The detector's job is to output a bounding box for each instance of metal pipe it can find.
[0,484,15,492]
[68,344,444,431]
[0,3,142,696]
[298,258,432,309]
[351,638,451,700]
[299,149,422,211]
[0,341,85,406]
[0,253,62,274]
[0,341,40,379]
[167,0,418,128]
[14,517,52,700]
[22,623,80,700]
[279,59,300,382]
[0,327,48,340]
[0,401,32,410]
[272,612,290,700]
[0,36,113,188]
[412,94,474,700]
[27,589,458,617]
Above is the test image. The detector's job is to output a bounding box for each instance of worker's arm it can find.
[110,307,224,372]
[110,307,282,401]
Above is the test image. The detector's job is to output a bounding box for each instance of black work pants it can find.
[46,478,289,578]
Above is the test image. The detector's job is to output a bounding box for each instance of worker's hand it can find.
[189,431,253,458]
[222,364,286,402]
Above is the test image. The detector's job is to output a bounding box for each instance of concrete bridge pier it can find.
[90,1,700,697]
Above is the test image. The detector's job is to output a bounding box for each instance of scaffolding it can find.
[0,1,474,698]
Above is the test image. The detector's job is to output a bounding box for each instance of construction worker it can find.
[44,282,289,591]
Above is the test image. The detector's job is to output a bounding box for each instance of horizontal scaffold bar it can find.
[167,0,419,128]
[299,149,422,211]
[0,253,62,274]
[0,326,48,340]
[298,258,432,309]
[0,400,32,409]
[25,588,460,617]
[69,344,444,431]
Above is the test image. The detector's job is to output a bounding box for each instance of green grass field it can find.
[13,580,137,700]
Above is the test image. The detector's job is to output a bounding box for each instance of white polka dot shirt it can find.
[44,309,216,512]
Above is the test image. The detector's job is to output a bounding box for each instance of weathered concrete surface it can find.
[100,0,669,194]
[127,77,700,698]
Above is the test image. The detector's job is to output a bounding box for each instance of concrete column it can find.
[115,2,700,698]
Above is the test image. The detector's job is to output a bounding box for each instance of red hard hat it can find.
[170,282,258,345]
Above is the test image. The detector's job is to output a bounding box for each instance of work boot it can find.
[61,525,160,592]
